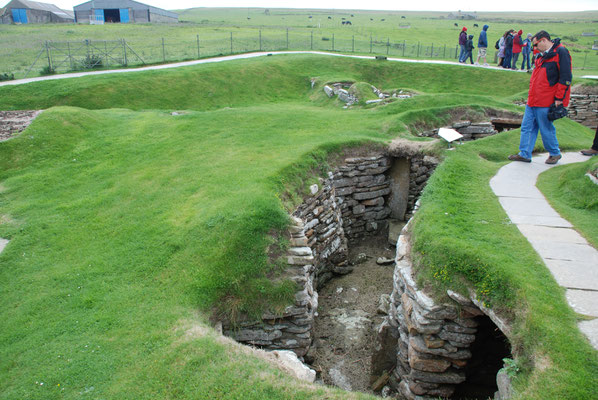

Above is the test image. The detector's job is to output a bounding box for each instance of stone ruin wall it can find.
[568,94,598,130]
[373,219,512,400]
[224,152,438,358]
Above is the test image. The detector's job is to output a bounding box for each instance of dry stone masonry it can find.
[568,93,598,130]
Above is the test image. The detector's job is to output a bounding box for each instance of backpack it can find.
[495,39,500,50]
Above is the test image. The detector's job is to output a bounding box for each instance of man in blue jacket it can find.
[476,25,489,65]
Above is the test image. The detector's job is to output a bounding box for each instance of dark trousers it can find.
[503,48,513,68]
[521,53,531,70]
[511,52,520,69]
[466,51,473,64]
[593,126,598,151]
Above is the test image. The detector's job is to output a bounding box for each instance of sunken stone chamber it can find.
[224,151,438,364]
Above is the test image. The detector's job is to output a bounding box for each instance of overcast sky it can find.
[22,0,598,12]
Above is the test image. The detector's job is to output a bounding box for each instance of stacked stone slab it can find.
[378,221,490,399]
[406,155,439,219]
[294,177,349,287]
[224,217,318,357]
[421,121,499,141]
[333,155,393,239]
[568,94,598,130]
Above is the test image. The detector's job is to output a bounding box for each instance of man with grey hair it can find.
[508,30,572,165]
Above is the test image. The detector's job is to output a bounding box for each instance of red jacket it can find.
[527,39,572,108]
[512,34,523,53]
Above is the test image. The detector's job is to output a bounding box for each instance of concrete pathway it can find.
[490,152,598,350]
[0,238,8,254]
[0,51,523,88]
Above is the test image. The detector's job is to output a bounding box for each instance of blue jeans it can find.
[521,53,531,70]
[503,48,512,68]
[458,44,466,62]
[518,105,561,159]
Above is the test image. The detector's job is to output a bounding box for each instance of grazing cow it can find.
[401,16,406,19]
[473,23,479,27]
[381,19,385,21]
[370,18,373,21]
[342,17,346,20]
[351,14,354,17]
[454,23,458,27]
[346,21,352,25]
[309,16,312,18]
[328,16,332,19]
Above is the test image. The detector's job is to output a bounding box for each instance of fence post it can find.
[286,28,289,49]
[582,51,588,70]
[403,40,405,57]
[443,44,446,59]
[387,37,390,55]
[67,41,73,70]
[162,37,165,62]
[370,34,372,53]
[122,39,128,66]
[417,41,420,58]
[332,33,335,51]
[259,30,262,51]
[455,45,458,59]
[197,34,200,58]
[45,41,53,71]
[311,30,313,50]
[352,35,354,52]
[230,32,233,54]
[431,43,434,58]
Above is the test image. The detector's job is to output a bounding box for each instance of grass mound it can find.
[0,54,596,399]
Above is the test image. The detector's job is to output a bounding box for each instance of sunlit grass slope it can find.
[0,55,596,399]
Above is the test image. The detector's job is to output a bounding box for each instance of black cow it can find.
[351,14,354,17]
[370,18,373,21]
[454,23,458,27]
[346,21,352,25]
[328,16,332,19]
[401,16,406,19]
[308,16,312,18]
[473,23,479,27]
[381,19,385,21]
[247,17,250,19]
[342,17,346,20]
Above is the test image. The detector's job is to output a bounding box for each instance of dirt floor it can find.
[309,232,395,394]
[0,110,42,141]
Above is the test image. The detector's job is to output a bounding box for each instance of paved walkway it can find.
[490,152,598,350]
[0,51,523,88]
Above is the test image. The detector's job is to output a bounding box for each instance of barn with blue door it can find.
[73,0,177,24]
[0,0,74,24]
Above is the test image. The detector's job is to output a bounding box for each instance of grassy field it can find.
[0,54,597,399]
[1,8,598,78]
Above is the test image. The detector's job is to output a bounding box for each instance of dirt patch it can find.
[572,83,598,95]
[0,110,42,141]
[309,232,395,394]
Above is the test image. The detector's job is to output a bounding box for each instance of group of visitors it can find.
[496,29,533,70]
[457,25,533,70]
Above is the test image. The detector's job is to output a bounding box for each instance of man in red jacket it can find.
[509,31,572,164]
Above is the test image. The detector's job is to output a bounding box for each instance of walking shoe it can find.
[581,148,598,156]
[508,154,531,163]
[545,154,562,164]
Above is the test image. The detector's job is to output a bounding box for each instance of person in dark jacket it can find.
[511,29,524,69]
[521,33,532,70]
[509,31,572,165]
[465,35,475,64]
[502,30,514,68]
[580,126,598,156]
[458,27,468,63]
[476,24,489,65]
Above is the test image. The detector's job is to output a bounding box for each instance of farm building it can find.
[73,0,178,24]
[0,0,74,24]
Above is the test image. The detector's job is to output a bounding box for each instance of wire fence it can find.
[9,29,598,79]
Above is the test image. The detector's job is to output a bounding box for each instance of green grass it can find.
[0,54,597,399]
[537,155,598,248]
[1,8,598,78]
[411,118,598,399]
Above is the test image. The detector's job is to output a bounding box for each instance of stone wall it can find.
[293,176,349,287]
[374,218,512,399]
[568,94,598,130]
[406,155,439,219]
[420,121,499,141]
[224,217,318,357]
[334,155,393,239]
